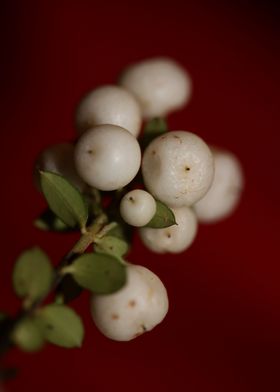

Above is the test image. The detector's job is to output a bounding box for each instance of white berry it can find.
[120,190,156,227]
[74,124,141,191]
[139,206,197,253]
[142,131,214,207]
[194,148,244,223]
[91,264,169,341]
[75,85,142,137]
[34,143,86,192]
[119,57,192,119]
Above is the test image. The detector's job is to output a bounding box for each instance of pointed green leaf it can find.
[13,247,54,303]
[40,171,88,229]
[37,304,84,348]
[67,253,126,294]
[141,118,168,149]
[95,236,129,258]
[145,200,177,228]
[34,208,72,232]
[12,318,45,352]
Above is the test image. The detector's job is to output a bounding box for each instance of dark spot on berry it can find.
[128,300,136,307]
[185,166,190,171]
[173,135,182,143]
[111,314,119,320]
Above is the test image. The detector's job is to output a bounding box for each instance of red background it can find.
[1,1,280,391]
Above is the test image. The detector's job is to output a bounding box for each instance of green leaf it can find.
[34,208,72,232]
[40,171,88,229]
[67,253,126,294]
[37,304,84,348]
[12,318,45,352]
[95,236,129,258]
[13,247,54,303]
[145,200,177,228]
[141,118,168,149]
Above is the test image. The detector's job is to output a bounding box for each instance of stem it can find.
[0,213,109,362]
[94,221,117,240]
[87,187,102,216]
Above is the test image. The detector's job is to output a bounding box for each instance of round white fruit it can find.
[75,85,142,137]
[142,131,214,207]
[120,190,156,227]
[91,264,169,341]
[119,57,192,119]
[194,148,244,223]
[74,124,141,191]
[34,143,86,192]
[139,206,197,253]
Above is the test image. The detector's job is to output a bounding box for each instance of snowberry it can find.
[75,85,142,137]
[139,206,197,253]
[91,264,168,341]
[119,57,192,119]
[142,131,214,208]
[74,124,141,191]
[34,143,86,192]
[194,148,244,223]
[120,190,156,227]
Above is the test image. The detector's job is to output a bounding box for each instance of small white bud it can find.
[74,124,141,191]
[91,264,169,341]
[142,131,214,207]
[194,148,244,223]
[75,85,142,137]
[139,206,197,253]
[120,190,156,227]
[119,57,192,119]
[34,143,86,192]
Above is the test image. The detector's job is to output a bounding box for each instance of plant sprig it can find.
[0,117,176,378]
[0,172,131,357]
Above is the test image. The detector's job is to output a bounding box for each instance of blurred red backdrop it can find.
[0,0,280,391]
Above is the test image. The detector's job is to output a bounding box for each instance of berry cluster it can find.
[0,58,244,359]
[33,57,244,342]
